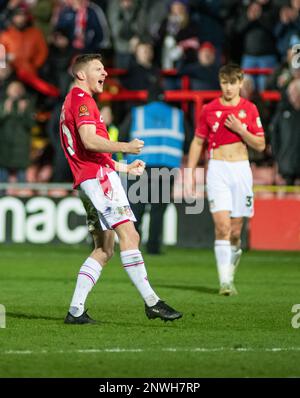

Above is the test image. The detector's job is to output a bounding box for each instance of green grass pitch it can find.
[0,244,300,378]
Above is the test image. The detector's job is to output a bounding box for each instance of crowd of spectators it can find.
[0,0,300,190]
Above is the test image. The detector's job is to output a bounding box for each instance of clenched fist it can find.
[126,138,144,154]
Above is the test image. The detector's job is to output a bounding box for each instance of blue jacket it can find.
[126,102,185,168]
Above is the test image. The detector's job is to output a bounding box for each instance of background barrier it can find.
[1,185,299,250]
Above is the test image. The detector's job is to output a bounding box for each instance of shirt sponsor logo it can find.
[79,104,89,117]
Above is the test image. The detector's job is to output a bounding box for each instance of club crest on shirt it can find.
[79,104,89,117]
[100,115,104,123]
[238,109,247,119]
[216,111,222,118]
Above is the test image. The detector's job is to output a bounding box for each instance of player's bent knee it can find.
[115,221,140,248]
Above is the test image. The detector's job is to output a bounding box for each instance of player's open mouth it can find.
[98,80,104,86]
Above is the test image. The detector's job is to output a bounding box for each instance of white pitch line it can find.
[2,347,300,355]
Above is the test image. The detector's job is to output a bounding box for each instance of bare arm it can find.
[113,159,146,175]
[224,114,266,152]
[238,129,265,152]
[78,124,144,154]
[185,136,204,197]
[187,136,204,170]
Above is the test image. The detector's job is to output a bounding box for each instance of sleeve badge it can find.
[79,105,90,116]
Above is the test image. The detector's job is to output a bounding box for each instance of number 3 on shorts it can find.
[246,195,253,208]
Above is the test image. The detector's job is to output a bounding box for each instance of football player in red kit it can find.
[187,64,265,295]
[60,54,182,323]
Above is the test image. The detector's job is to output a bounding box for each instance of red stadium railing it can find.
[102,67,280,121]
[106,67,275,93]
[106,67,275,77]
[100,90,281,123]
[243,68,274,75]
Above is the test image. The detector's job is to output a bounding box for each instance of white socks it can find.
[230,245,242,282]
[214,240,232,285]
[69,257,102,317]
[120,249,159,307]
[231,245,241,264]
[68,250,160,317]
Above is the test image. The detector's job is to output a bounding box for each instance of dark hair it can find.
[71,54,102,77]
[219,63,244,83]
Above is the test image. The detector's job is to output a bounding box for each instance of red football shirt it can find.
[59,87,115,188]
[195,97,264,157]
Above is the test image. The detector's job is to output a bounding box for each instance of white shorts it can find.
[80,171,136,231]
[206,159,254,218]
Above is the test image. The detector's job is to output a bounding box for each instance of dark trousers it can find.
[128,167,175,254]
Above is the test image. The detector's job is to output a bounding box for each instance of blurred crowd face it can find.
[240,77,255,99]
[171,1,187,16]
[66,0,86,10]
[6,81,25,99]
[52,32,69,49]
[12,13,28,30]
[120,0,134,11]
[101,106,113,126]
[7,0,24,8]
[170,1,188,25]
[135,43,153,66]
[198,47,215,66]
[291,0,300,10]
[288,79,300,109]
